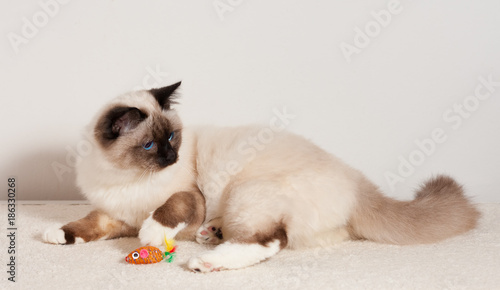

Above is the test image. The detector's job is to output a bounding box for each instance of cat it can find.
[43,82,480,272]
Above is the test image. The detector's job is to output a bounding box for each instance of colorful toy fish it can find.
[125,235,177,265]
[125,246,164,264]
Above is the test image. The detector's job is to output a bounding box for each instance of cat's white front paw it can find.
[43,225,66,244]
[139,215,167,246]
[139,214,186,246]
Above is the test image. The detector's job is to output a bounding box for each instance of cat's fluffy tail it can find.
[347,175,480,245]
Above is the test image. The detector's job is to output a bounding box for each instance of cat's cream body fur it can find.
[193,125,359,249]
[44,85,479,272]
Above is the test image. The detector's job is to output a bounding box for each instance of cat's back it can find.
[192,124,340,171]
[191,124,355,193]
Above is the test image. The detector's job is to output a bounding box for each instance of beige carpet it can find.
[1,203,499,290]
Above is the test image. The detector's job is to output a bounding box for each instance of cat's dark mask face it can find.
[94,82,183,172]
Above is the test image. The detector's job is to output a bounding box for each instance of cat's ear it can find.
[95,107,147,143]
[149,81,181,110]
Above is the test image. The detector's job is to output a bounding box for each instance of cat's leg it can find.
[43,210,138,245]
[195,217,224,245]
[139,190,205,246]
[188,179,291,272]
[187,223,287,272]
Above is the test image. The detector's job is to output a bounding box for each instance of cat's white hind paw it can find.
[195,218,223,245]
[43,225,66,244]
[188,240,282,273]
[187,257,222,273]
[139,214,186,247]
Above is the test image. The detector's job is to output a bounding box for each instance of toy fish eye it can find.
[132,252,140,259]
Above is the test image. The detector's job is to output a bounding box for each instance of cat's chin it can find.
[131,163,177,178]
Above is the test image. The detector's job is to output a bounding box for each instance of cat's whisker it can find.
[137,167,150,184]
[179,161,196,172]
[178,163,197,180]
[146,168,154,194]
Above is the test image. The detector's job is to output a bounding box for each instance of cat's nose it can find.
[166,149,177,162]
[157,157,168,167]
[157,150,177,167]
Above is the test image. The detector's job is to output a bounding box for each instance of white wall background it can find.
[1,0,499,201]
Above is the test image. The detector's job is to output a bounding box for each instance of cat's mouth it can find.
[156,151,178,169]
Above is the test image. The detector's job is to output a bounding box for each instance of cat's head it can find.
[92,82,183,172]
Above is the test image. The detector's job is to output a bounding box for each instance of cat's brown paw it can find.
[43,225,83,245]
[43,226,67,244]
[195,218,223,245]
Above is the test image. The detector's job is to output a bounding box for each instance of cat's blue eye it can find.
[143,141,154,150]
[168,132,174,142]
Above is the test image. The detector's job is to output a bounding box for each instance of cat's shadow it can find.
[33,229,142,259]
[107,237,144,255]
[3,147,83,200]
